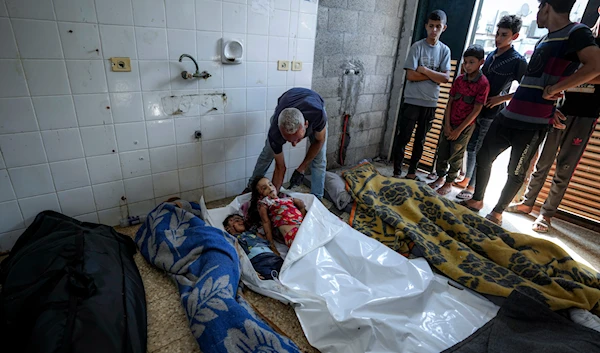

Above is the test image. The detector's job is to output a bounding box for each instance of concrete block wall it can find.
[312,0,404,168]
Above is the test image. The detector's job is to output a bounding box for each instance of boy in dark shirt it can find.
[507,29,600,232]
[455,16,528,199]
[460,0,600,226]
[432,45,490,195]
[223,214,283,280]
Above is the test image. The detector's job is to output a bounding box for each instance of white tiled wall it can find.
[0,0,317,249]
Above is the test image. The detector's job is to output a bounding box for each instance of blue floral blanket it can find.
[135,200,300,353]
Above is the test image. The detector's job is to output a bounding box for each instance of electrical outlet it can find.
[110,57,131,72]
[277,60,290,71]
[291,61,303,71]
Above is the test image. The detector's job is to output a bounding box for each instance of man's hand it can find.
[416,66,425,74]
[553,110,567,130]
[447,129,462,141]
[485,95,505,108]
[543,85,565,101]
[289,169,304,188]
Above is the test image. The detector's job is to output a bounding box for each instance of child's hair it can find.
[247,176,266,227]
[538,0,576,14]
[463,44,485,60]
[428,10,447,25]
[497,15,522,35]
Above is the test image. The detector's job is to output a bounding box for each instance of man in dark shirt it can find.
[460,0,600,226]
[455,15,528,199]
[246,88,327,199]
[507,30,600,232]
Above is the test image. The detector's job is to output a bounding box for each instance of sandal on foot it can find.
[458,200,481,213]
[532,216,551,233]
[485,213,502,226]
[505,203,531,214]
[456,190,473,200]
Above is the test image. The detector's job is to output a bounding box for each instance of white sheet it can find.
[203,193,498,353]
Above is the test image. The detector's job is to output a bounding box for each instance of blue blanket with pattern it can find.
[135,200,300,353]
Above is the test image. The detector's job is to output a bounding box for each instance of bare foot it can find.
[464,199,484,211]
[453,178,470,188]
[431,176,446,189]
[437,182,453,195]
[485,211,503,225]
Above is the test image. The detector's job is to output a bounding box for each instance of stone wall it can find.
[312,0,405,168]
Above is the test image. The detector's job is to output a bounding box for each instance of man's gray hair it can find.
[278,108,305,134]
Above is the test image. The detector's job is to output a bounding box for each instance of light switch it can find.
[110,57,131,72]
[292,61,303,71]
[277,60,290,71]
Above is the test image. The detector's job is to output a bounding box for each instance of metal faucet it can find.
[178,54,211,80]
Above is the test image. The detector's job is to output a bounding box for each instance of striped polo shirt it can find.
[501,23,596,129]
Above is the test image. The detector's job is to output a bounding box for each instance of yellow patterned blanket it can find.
[344,163,600,314]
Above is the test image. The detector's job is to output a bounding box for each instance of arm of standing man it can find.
[486,56,528,108]
[417,45,451,84]
[406,69,431,82]
[417,66,450,84]
[272,152,286,192]
[588,75,600,84]
[448,103,484,141]
[296,128,326,174]
[545,31,600,99]
[404,42,431,82]
[444,97,454,137]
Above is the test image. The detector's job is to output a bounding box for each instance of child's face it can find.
[257,178,277,198]
[463,56,483,75]
[495,27,517,49]
[425,20,446,41]
[226,215,246,234]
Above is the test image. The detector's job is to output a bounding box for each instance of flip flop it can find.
[456,190,473,200]
[458,200,481,213]
[427,172,438,180]
[505,203,532,214]
[485,213,502,225]
[532,215,551,233]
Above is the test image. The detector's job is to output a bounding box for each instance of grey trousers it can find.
[523,115,597,217]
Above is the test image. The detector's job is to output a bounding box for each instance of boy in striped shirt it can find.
[460,0,600,225]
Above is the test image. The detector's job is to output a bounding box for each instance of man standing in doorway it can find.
[507,16,600,233]
[461,0,600,226]
[393,10,451,180]
[455,15,528,199]
[246,88,327,199]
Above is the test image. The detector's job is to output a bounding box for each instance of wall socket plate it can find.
[110,57,131,72]
[277,60,290,71]
[291,61,303,71]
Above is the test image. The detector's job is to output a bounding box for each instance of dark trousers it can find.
[473,119,546,213]
[436,124,475,180]
[466,117,495,186]
[250,253,284,280]
[393,103,436,175]
[523,116,597,217]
